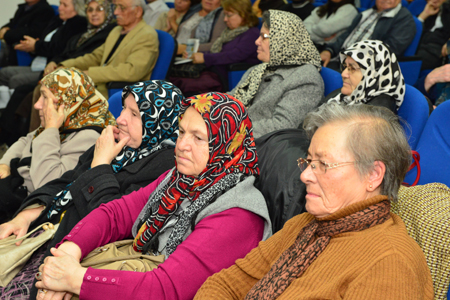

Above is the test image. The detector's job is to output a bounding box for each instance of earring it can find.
[369,184,373,189]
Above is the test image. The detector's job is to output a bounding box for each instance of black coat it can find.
[51,23,116,65]
[2,0,55,45]
[34,15,87,60]
[324,88,397,113]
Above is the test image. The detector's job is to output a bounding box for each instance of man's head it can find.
[376,0,401,12]
[113,0,146,31]
[25,0,41,6]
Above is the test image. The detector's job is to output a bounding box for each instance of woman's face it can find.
[341,56,363,96]
[34,85,60,128]
[115,95,143,148]
[87,1,107,27]
[175,0,191,13]
[224,9,243,30]
[175,106,209,177]
[255,25,270,63]
[201,0,221,13]
[59,0,77,21]
[300,122,374,218]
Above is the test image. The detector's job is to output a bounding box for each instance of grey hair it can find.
[132,0,148,12]
[262,10,270,29]
[73,0,86,16]
[303,103,411,201]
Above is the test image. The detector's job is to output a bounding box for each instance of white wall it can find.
[1,0,60,27]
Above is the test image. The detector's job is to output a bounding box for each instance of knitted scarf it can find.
[328,40,405,110]
[233,10,321,107]
[132,92,259,255]
[245,196,391,300]
[210,26,249,53]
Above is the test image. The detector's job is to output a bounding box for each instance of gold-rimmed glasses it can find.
[297,158,355,174]
[340,62,361,74]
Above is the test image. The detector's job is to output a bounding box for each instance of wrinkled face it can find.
[255,25,270,63]
[34,85,60,128]
[201,0,221,13]
[300,122,371,218]
[175,0,191,13]
[114,95,143,148]
[341,56,364,96]
[114,0,141,28]
[224,9,244,30]
[376,0,401,12]
[175,106,209,177]
[87,1,107,27]
[59,0,77,21]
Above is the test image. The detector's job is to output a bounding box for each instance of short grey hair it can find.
[303,103,411,201]
[132,0,148,13]
[73,0,86,16]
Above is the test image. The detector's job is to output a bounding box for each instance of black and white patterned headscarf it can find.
[233,10,321,107]
[328,40,405,110]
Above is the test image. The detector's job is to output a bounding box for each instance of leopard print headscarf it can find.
[328,40,405,110]
[233,10,321,107]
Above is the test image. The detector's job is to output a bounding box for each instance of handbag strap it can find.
[0,222,56,248]
[403,150,421,187]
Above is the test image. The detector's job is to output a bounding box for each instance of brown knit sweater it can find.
[194,196,434,299]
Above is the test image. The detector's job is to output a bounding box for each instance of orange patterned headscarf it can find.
[35,67,116,141]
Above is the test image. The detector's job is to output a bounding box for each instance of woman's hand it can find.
[0,164,11,179]
[36,289,72,300]
[91,126,130,168]
[36,247,87,295]
[0,206,44,245]
[14,35,38,53]
[44,62,58,76]
[177,44,187,55]
[0,27,9,39]
[191,52,205,64]
[167,8,177,21]
[419,2,440,20]
[442,42,448,57]
[43,96,65,130]
[320,50,331,67]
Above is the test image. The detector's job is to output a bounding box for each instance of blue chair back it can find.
[407,0,426,16]
[404,100,450,186]
[320,66,342,97]
[16,50,33,66]
[403,15,422,57]
[361,0,408,8]
[398,84,429,150]
[51,5,59,15]
[398,16,423,85]
[108,91,122,119]
[165,2,174,8]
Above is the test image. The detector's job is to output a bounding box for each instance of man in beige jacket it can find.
[61,0,159,97]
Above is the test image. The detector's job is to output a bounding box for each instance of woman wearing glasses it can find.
[228,10,324,138]
[326,40,405,113]
[169,0,260,96]
[195,103,433,300]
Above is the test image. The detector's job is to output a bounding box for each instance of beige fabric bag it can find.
[0,222,59,287]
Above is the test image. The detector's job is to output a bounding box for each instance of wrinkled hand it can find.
[419,2,440,20]
[0,164,10,179]
[43,96,65,130]
[424,64,450,92]
[36,289,72,300]
[442,42,448,57]
[320,50,331,67]
[0,206,43,245]
[36,247,86,295]
[91,126,129,168]
[191,52,204,64]
[167,8,176,19]
[44,62,58,76]
[14,35,37,52]
[0,27,9,39]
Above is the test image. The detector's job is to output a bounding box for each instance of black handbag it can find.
[170,63,206,78]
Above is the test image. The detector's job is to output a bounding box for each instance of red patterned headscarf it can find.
[133,92,259,253]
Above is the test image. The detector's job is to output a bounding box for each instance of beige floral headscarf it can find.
[35,67,116,142]
[233,10,321,106]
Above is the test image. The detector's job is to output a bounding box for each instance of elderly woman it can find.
[195,103,434,300]
[0,68,115,223]
[169,0,260,95]
[34,92,271,300]
[175,0,226,54]
[0,0,87,91]
[325,40,406,113]
[303,0,357,50]
[0,80,181,300]
[154,0,201,37]
[229,10,324,138]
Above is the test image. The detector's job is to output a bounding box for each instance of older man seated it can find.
[60,0,159,97]
[320,0,416,70]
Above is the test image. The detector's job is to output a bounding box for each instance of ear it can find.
[367,160,385,192]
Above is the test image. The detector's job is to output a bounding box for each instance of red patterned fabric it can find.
[133,92,259,251]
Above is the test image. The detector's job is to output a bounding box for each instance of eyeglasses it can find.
[340,62,361,74]
[297,158,355,174]
[224,12,237,18]
[259,33,270,40]
[113,3,136,12]
[87,6,105,13]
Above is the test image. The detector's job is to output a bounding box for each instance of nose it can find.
[176,134,191,152]
[255,36,262,46]
[300,164,315,184]
[116,109,127,125]
[341,67,349,79]
[34,96,44,110]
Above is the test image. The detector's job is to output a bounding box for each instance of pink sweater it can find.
[59,170,265,300]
